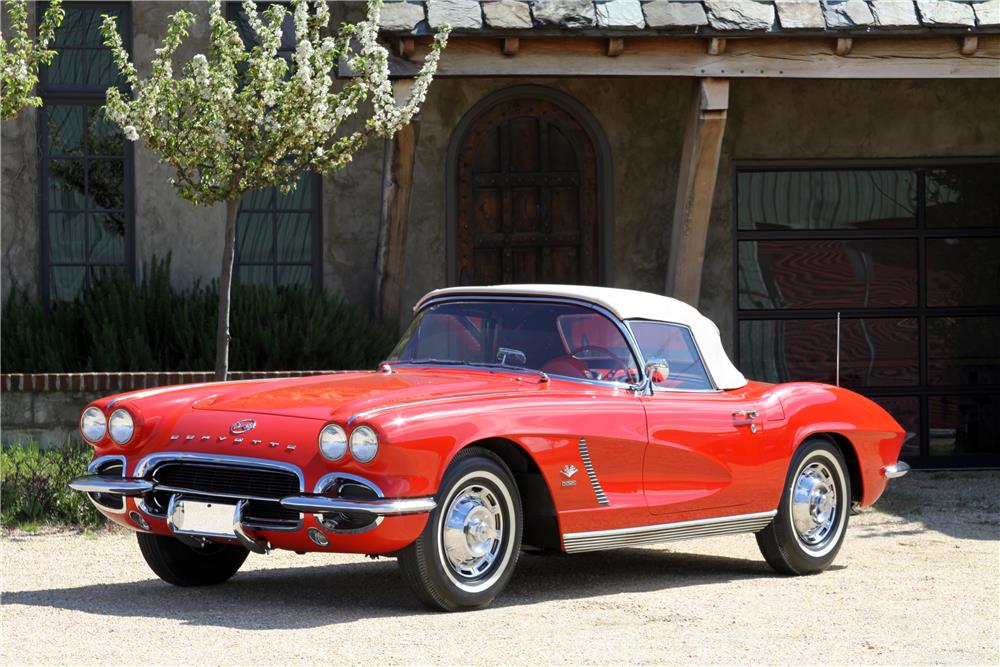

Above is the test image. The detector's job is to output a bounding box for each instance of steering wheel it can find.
[569,345,630,380]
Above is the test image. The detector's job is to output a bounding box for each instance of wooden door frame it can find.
[445,85,613,286]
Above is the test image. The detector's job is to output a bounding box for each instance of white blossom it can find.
[123,125,139,141]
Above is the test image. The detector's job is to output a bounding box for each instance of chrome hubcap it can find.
[441,484,503,579]
[791,461,838,548]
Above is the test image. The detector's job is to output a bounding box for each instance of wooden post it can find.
[374,81,420,325]
[665,78,729,306]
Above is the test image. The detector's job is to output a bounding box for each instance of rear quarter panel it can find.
[766,382,907,507]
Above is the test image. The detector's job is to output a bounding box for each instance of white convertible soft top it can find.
[414,284,748,390]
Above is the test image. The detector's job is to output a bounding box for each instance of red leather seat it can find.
[540,355,588,378]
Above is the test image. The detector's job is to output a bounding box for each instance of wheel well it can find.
[461,437,561,551]
[810,432,863,504]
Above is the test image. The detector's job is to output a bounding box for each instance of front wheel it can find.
[756,437,851,575]
[398,448,523,611]
[137,532,249,586]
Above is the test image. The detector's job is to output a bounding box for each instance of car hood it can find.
[184,368,532,421]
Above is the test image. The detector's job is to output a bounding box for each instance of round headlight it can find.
[108,408,135,445]
[319,424,348,461]
[80,407,107,443]
[349,425,379,463]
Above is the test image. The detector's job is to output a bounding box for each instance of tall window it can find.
[734,161,1000,467]
[228,2,321,289]
[39,2,132,302]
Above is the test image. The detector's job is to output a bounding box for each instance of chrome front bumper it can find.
[882,461,911,479]
[68,474,437,518]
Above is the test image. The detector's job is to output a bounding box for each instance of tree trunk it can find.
[214,200,239,381]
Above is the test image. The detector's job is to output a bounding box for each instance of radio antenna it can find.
[835,312,841,387]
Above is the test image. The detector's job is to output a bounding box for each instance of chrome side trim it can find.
[882,461,911,479]
[280,495,437,516]
[577,438,609,506]
[562,510,777,554]
[84,455,127,515]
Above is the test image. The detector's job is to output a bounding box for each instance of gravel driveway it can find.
[2,471,998,666]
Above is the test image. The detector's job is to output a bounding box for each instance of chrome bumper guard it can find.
[882,461,911,479]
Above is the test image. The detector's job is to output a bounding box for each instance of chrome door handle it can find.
[732,410,758,419]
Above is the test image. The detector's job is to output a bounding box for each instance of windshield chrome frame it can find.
[403,295,649,392]
[624,318,722,394]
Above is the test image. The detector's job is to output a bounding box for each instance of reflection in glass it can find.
[927,238,1000,307]
[47,106,84,155]
[237,212,273,263]
[50,266,85,302]
[739,240,917,309]
[48,213,87,263]
[927,317,1000,386]
[928,394,1000,456]
[48,161,87,209]
[235,176,316,287]
[870,396,920,459]
[739,318,918,387]
[89,214,126,264]
[275,213,311,263]
[738,170,916,231]
[277,265,311,287]
[925,165,1000,228]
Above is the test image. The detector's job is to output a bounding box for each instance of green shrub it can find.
[1,255,398,372]
[1,441,105,528]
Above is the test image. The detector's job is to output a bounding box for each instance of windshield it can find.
[389,301,640,383]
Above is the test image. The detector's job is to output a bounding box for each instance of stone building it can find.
[2,0,999,467]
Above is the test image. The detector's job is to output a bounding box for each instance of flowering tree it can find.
[100,0,449,380]
[0,0,65,119]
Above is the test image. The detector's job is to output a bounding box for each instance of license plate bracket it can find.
[167,496,238,539]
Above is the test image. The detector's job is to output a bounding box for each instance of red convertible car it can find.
[70,285,909,611]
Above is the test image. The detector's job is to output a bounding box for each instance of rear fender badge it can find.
[561,464,578,487]
[230,419,256,434]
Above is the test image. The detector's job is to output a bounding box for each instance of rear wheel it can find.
[756,437,850,575]
[398,448,522,611]
[137,532,249,586]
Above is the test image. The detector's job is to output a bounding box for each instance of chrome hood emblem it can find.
[230,419,257,434]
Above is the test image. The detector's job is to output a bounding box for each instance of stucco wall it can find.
[1,101,39,300]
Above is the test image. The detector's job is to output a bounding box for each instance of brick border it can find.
[0,371,347,393]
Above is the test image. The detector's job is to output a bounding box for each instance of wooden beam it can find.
[502,36,519,57]
[707,37,726,55]
[607,37,624,57]
[396,37,415,60]
[961,35,978,56]
[374,81,420,325]
[665,78,729,306]
[380,35,1000,79]
[835,37,853,56]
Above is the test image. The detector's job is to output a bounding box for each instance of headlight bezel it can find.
[349,425,379,463]
[80,407,107,443]
[318,423,348,461]
[108,408,135,446]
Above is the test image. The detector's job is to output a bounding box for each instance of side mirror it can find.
[645,359,670,384]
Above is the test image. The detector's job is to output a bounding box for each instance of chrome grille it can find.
[148,462,301,528]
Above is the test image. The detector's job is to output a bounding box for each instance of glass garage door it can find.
[734,162,1000,468]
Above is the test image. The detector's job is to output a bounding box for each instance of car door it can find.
[630,321,768,519]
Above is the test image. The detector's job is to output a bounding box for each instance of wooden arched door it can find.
[455,98,600,285]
